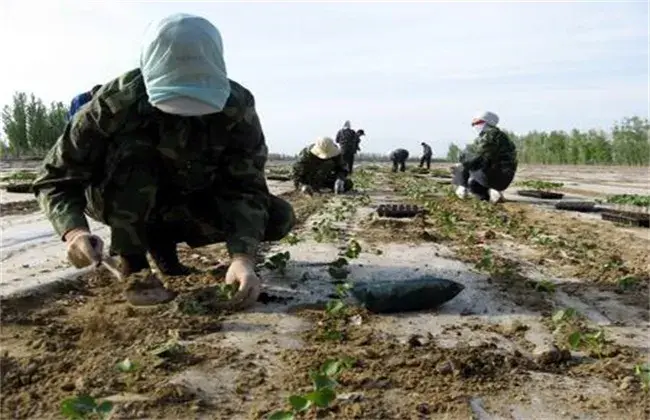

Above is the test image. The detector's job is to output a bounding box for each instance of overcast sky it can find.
[1,0,647,156]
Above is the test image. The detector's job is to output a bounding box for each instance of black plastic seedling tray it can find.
[601,209,649,228]
[377,204,424,218]
[554,201,597,212]
[517,189,564,200]
[4,183,33,194]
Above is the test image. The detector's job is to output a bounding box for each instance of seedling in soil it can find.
[617,275,639,290]
[116,357,137,373]
[312,218,338,243]
[344,239,362,259]
[606,194,650,208]
[264,251,291,275]
[151,330,186,364]
[268,357,355,420]
[551,308,609,356]
[282,233,302,245]
[516,180,564,192]
[176,282,239,315]
[475,247,493,271]
[534,279,556,293]
[60,395,113,419]
[634,363,650,391]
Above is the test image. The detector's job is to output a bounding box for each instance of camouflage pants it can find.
[84,158,295,255]
[342,151,356,175]
[452,164,516,201]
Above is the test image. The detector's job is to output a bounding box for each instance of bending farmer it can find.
[453,111,518,202]
[32,13,296,308]
[390,148,410,172]
[292,137,353,195]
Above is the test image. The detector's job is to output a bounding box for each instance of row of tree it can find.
[1,92,68,157]
[2,91,648,165]
[447,116,650,166]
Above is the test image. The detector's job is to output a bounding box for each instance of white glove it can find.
[225,255,261,309]
[455,186,468,199]
[334,178,345,194]
[65,228,104,268]
[300,184,313,195]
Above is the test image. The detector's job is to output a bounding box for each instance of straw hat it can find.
[310,137,341,159]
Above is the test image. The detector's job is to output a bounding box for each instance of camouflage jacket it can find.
[462,126,517,174]
[291,146,348,188]
[335,128,360,154]
[33,68,270,257]
[390,148,409,161]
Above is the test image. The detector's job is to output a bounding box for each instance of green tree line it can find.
[1,92,68,158]
[2,91,647,166]
[446,116,650,166]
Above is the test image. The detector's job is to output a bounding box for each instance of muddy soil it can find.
[1,165,649,419]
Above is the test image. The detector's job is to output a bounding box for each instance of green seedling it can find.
[606,194,650,207]
[634,363,650,391]
[476,247,493,271]
[60,395,113,419]
[535,279,556,293]
[552,308,579,325]
[344,239,362,259]
[116,358,136,373]
[264,251,291,275]
[0,170,37,182]
[268,357,355,419]
[516,179,564,192]
[151,330,185,363]
[617,275,639,290]
[281,233,301,245]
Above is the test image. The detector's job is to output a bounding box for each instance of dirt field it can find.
[0,162,649,420]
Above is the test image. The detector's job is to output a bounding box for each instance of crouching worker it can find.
[292,137,353,195]
[32,13,296,309]
[390,148,410,172]
[453,111,517,202]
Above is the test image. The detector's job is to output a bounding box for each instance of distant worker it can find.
[419,142,433,169]
[67,85,102,121]
[453,111,518,202]
[335,120,363,175]
[292,137,352,195]
[389,148,410,173]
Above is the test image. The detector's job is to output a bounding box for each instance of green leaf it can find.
[568,331,582,349]
[326,299,345,314]
[310,372,338,390]
[268,410,295,420]
[96,400,114,414]
[288,395,311,411]
[304,387,337,408]
[60,395,97,418]
[116,358,135,372]
[321,359,343,377]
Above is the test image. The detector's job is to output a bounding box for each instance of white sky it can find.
[0,0,648,155]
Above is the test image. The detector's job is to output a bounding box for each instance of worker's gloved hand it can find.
[225,255,261,309]
[455,186,468,199]
[300,184,314,195]
[334,178,345,194]
[65,228,104,268]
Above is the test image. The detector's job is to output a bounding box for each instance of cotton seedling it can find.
[264,251,291,275]
[634,363,650,391]
[268,357,355,420]
[60,395,113,419]
[281,233,301,245]
[534,279,556,293]
[476,247,493,271]
[344,239,362,259]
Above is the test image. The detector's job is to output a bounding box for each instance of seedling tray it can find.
[601,209,649,228]
[266,175,291,182]
[377,204,424,218]
[517,189,564,200]
[554,201,596,212]
[4,183,33,194]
